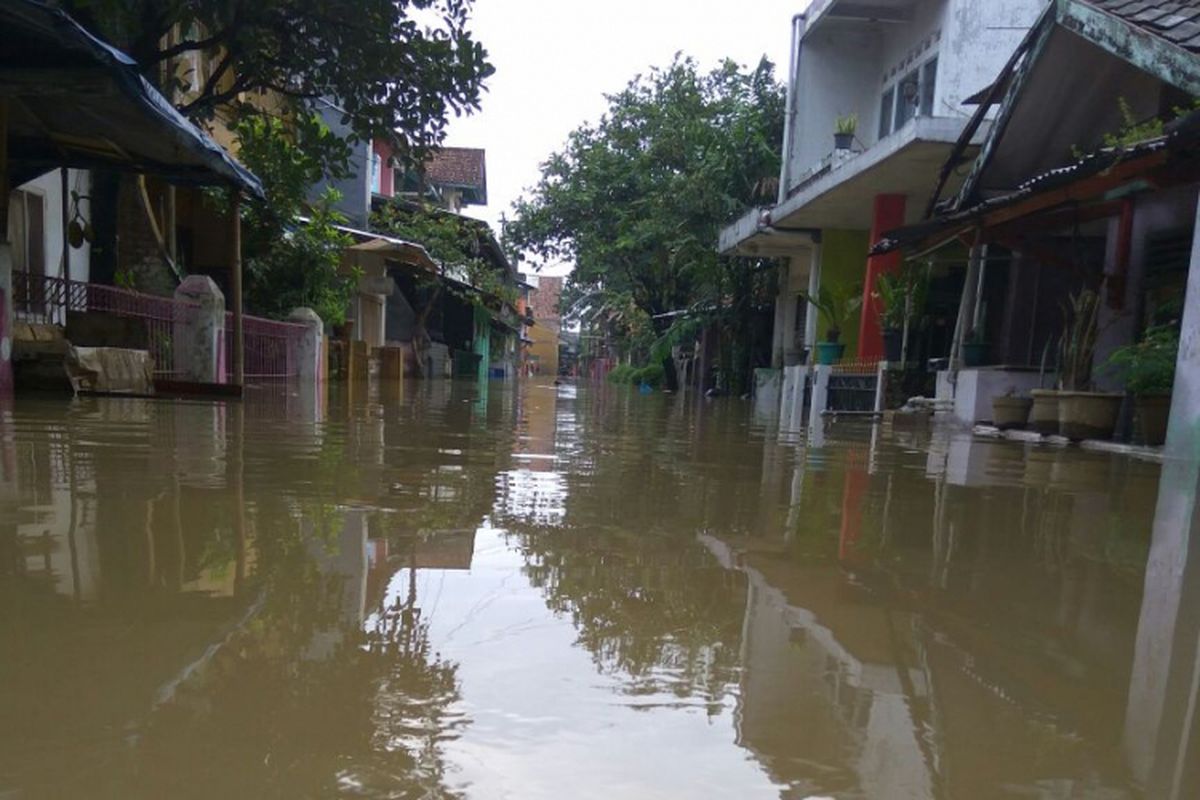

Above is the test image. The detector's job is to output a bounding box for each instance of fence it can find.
[13,272,308,381]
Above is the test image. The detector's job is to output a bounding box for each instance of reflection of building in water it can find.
[706,427,1162,797]
[496,382,566,526]
[704,537,933,799]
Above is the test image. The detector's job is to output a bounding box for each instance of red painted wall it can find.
[858,194,906,359]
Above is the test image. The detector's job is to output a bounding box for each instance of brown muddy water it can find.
[0,380,1194,799]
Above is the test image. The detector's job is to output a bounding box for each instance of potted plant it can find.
[1056,288,1122,440]
[834,114,857,151]
[992,389,1033,430]
[874,267,928,365]
[1102,323,1178,445]
[1029,339,1060,435]
[799,283,863,365]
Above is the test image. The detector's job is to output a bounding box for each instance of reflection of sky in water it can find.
[494,466,567,525]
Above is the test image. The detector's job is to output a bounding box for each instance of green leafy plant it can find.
[1103,324,1178,396]
[835,113,858,135]
[798,283,863,342]
[874,267,928,331]
[1058,288,1101,391]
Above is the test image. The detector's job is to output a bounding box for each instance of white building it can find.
[721,0,1047,419]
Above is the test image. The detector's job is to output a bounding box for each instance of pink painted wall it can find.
[373,140,395,198]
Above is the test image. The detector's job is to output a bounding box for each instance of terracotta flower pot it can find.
[1057,391,1122,441]
[1134,394,1171,446]
[1029,389,1060,435]
[992,396,1032,430]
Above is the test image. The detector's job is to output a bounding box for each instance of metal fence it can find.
[224,312,307,379]
[13,272,307,380]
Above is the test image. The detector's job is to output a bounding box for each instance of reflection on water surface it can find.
[0,381,1195,798]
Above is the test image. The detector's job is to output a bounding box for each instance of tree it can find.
[234,114,356,324]
[506,55,785,392]
[64,0,492,163]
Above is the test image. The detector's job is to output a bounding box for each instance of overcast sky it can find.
[443,0,802,276]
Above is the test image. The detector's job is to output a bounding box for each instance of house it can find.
[876,0,1200,442]
[1,0,263,391]
[528,275,563,376]
[719,0,1048,418]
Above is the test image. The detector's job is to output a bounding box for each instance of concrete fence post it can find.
[808,364,832,431]
[288,307,324,385]
[173,275,224,383]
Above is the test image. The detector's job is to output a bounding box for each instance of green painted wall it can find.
[817,229,870,357]
[473,306,491,382]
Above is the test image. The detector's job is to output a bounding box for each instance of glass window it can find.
[895,68,920,130]
[878,87,895,139]
[921,57,938,117]
[370,151,382,194]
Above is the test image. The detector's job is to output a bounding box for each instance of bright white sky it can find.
[443,0,802,276]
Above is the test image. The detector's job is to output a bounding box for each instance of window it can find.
[894,67,920,130]
[878,87,895,140]
[878,55,939,139]
[921,57,938,117]
[370,150,382,194]
[8,189,46,314]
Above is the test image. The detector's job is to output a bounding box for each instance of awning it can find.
[872,111,1200,256]
[346,237,438,271]
[1,0,262,196]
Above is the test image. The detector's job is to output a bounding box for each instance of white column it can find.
[173,275,225,383]
[1122,196,1200,797]
[804,243,822,353]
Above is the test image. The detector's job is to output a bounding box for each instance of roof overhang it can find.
[718,208,816,257]
[1,0,262,196]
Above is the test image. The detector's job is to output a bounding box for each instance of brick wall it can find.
[531,276,562,323]
[115,176,176,297]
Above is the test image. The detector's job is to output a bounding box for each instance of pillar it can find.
[858,194,906,359]
[805,242,822,355]
[1121,197,1200,797]
[289,307,325,422]
[229,191,244,387]
[288,307,325,385]
[0,100,12,395]
[173,275,225,383]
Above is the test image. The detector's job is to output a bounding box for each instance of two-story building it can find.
[720,0,1047,418]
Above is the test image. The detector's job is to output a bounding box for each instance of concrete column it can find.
[1122,197,1200,798]
[173,275,225,383]
[805,244,822,354]
[808,364,831,431]
[772,263,788,368]
[0,243,12,395]
[858,194,906,359]
[288,307,325,385]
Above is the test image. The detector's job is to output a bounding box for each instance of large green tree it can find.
[65,0,492,162]
[506,56,785,391]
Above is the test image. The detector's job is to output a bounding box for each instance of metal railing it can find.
[224,312,307,380]
[13,272,308,380]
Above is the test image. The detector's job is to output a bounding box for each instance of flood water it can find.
[2,380,1197,798]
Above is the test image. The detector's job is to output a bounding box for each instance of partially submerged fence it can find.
[13,272,307,381]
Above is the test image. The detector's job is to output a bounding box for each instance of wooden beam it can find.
[230,191,243,388]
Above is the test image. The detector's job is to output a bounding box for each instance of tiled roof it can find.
[1086,0,1200,53]
[424,147,486,190]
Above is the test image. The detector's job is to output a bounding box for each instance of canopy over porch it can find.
[0,0,262,196]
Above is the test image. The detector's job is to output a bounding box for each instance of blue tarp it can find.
[1,0,263,197]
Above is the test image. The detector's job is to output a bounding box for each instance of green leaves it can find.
[63,0,493,167]
[507,55,785,370]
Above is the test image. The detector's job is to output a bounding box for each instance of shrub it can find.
[631,363,665,388]
[607,364,636,384]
